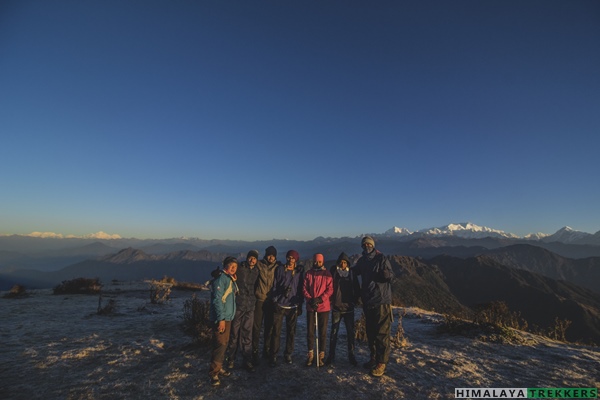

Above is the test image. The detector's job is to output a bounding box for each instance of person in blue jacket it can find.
[269,250,304,366]
[208,256,238,386]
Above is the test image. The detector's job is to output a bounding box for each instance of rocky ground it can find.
[1,281,598,399]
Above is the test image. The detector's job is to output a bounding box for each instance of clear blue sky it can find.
[1,1,599,240]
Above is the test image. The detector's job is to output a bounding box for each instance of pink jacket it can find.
[303,267,333,313]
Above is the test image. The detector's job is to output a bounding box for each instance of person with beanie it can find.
[225,250,260,372]
[208,257,239,386]
[325,252,361,366]
[269,250,304,366]
[303,253,333,367]
[252,246,281,364]
[353,236,394,377]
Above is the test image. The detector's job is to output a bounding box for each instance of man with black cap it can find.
[353,236,394,377]
[225,250,260,372]
[252,245,281,364]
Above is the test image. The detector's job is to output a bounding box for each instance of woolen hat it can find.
[265,246,277,257]
[361,236,375,247]
[313,253,324,263]
[223,256,238,267]
[246,250,259,260]
[286,250,300,261]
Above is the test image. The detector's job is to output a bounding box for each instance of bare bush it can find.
[473,301,528,331]
[545,317,572,342]
[53,278,102,295]
[148,280,172,304]
[3,284,28,299]
[97,293,118,315]
[181,293,212,345]
[355,313,367,342]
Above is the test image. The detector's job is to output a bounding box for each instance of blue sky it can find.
[1,1,599,240]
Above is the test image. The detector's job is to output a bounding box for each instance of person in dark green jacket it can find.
[252,246,281,364]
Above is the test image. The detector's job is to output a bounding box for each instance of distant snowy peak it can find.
[384,227,412,236]
[523,232,551,240]
[417,222,519,239]
[24,231,122,240]
[541,226,591,244]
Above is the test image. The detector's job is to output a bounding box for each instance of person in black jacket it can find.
[353,236,394,377]
[225,250,260,372]
[325,252,361,366]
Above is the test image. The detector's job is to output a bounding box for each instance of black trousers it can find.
[270,305,298,358]
[252,299,274,355]
[364,304,392,364]
[329,310,355,357]
[306,311,329,353]
[226,307,254,362]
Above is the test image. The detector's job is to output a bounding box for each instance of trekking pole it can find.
[315,309,319,370]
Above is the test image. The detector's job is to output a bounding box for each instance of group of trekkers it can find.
[207,236,395,387]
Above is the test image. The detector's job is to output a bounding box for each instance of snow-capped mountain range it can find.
[380,223,598,244]
[2,223,599,245]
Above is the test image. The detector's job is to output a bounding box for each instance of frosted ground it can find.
[1,282,598,400]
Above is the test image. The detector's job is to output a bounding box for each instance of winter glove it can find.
[309,297,323,309]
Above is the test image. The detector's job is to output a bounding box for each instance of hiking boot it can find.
[243,361,255,372]
[305,350,314,366]
[324,355,335,365]
[269,357,277,367]
[318,352,325,367]
[363,357,376,370]
[226,359,234,370]
[218,368,231,377]
[284,354,292,364]
[210,375,221,386]
[370,363,386,377]
[349,354,358,366]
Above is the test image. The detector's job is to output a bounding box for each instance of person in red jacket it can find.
[303,253,333,367]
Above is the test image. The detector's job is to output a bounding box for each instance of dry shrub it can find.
[355,313,367,342]
[53,278,102,295]
[181,293,212,345]
[148,280,172,304]
[3,284,28,299]
[473,301,528,331]
[545,317,572,342]
[97,293,118,315]
[391,312,409,347]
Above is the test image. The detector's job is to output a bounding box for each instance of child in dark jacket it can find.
[326,252,361,366]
